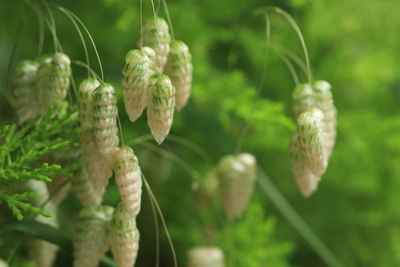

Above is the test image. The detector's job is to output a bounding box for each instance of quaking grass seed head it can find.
[147,73,175,144]
[292,83,315,119]
[187,246,226,267]
[78,78,100,129]
[142,17,171,72]
[165,40,193,111]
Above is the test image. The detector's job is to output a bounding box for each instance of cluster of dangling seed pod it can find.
[11,53,72,124]
[291,81,337,197]
[187,246,226,267]
[121,16,193,144]
[217,153,257,221]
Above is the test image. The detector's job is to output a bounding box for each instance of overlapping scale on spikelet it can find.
[25,180,59,267]
[72,169,104,206]
[165,40,193,110]
[78,78,100,129]
[35,53,71,114]
[110,204,140,267]
[147,73,175,144]
[292,83,315,118]
[290,133,321,197]
[13,60,39,124]
[80,128,114,193]
[114,147,142,217]
[122,48,155,122]
[297,108,327,177]
[142,17,171,72]
[313,80,337,158]
[92,83,119,154]
[73,205,114,267]
[187,246,225,267]
[217,153,256,221]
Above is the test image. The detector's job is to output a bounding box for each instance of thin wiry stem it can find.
[72,60,102,81]
[268,43,308,76]
[43,0,62,53]
[117,115,125,147]
[147,183,160,267]
[140,0,143,47]
[161,0,175,39]
[268,45,300,85]
[142,175,178,267]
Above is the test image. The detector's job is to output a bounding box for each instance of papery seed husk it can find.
[109,204,140,267]
[217,153,256,221]
[297,108,327,177]
[78,78,100,130]
[292,83,315,119]
[147,73,175,144]
[165,40,193,110]
[13,60,39,124]
[114,147,142,217]
[92,83,119,155]
[72,169,104,206]
[73,205,114,267]
[187,246,225,267]
[122,48,155,122]
[313,80,337,158]
[290,133,321,197]
[142,17,171,72]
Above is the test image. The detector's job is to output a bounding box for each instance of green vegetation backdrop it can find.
[1,0,400,266]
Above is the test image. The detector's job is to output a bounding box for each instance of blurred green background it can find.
[1,0,400,266]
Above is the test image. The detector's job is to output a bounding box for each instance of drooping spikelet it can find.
[78,78,100,129]
[217,153,256,221]
[297,108,327,177]
[114,147,142,217]
[13,60,39,124]
[109,204,140,267]
[34,55,53,115]
[142,46,157,72]
[313,80,337,158]
[292,83,315,118]
[187,246,225,267]
[142,17,171,72]
[147,73,175,144]
[92,83,119,154]
[122,48,155,122]
[73,205,114,267]
[290,133,321,197]
[80,128,114,193]
[72,169,105,206]
[165,40,193,110]
[35,53,71,114]
[25,180,59,267]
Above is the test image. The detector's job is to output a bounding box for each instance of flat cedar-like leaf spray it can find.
[73,206,114,267]
[217,153,256,221]
[35,53,71,115]
[187,246,226,267]
[122,48,155,122]
[13,60,39,124]
[114,147,142,217]
[92,83,119,154]
[165,40,193,110]
[147,73,175,144]
[142,17,171,73]
[109,204,140,267]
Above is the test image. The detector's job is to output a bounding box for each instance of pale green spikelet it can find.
[80,129,114,193]
[187,246,226,267]
[217,153,256,221]
[13,60,39,124]
[165,40,193,110]
[141,46,157,72]
[35,53,71,114]
[313,80,337,158]
[72,169,104,206]
[78,78,100,130]
[292,83,315,119]
[147,73,175,144]
[114,147,142,217]
[25,180,59,267]
[290,133,321,197]
[142,17,171,72]
[92,83,119,155]
[73,205,114,267]
[109,204,140,267]
[122,48,155,122]
[297,108,327,177]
